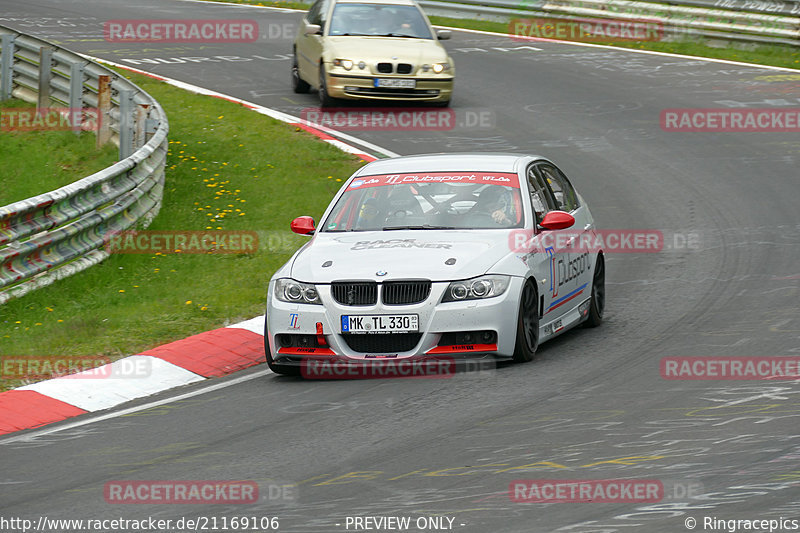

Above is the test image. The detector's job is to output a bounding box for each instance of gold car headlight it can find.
[432,62,451,74]
[333,58,354,70]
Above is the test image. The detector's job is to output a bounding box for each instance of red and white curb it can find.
[0,55,401,437]
[0,316,267,435]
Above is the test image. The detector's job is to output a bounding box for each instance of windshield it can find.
[328,3,433,39]
[321,172,525,232]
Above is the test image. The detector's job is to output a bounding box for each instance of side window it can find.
[318,0,331,29]
[307,0,322,25]
[538,164,579,212]
[526,166,556,225]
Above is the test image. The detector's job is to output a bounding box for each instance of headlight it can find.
[442,275,511,302]
[334,58,354,70]
[432,63,450,74]
[275,279,322,305]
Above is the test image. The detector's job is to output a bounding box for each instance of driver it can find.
[471,186,515,226]
[356,197,381,229]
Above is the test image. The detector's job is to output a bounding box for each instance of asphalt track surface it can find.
[1,1,800,532]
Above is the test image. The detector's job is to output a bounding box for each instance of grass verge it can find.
[0,68,364,389]
[0,100,119,206]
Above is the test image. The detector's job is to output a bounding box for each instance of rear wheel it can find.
[583,254,605,328]
[291,52,310,94]
[512,279,539,363]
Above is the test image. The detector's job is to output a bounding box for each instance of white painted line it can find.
[80,55,400,159]
[18,356,205,412]
[227,315,266,336]
[434,26,800,73]
[1,368,273,445]
[180,0,798,73]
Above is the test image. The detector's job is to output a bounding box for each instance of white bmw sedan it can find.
[264,153,604,376]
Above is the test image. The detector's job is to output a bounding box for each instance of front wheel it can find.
[319,65,335,108]
[583,254,605,328]
[291,53,310,94]
[512,279,539,363]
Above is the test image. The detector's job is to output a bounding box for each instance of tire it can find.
[512,279,539,363]
[318,65,335,108]
[264,319,300,376]
[291,52,310,94]
[583,254,605,328]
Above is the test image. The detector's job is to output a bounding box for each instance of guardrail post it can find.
[69,61,85,135]
[96,75,111,148]
[1,34,15,101]
[37,45,54,110]
[118,88,135,159]
[134,104,149,149]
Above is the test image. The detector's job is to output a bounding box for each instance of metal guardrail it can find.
[420,0,800,46]
[0,25,169,305]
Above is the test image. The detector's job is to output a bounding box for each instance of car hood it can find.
[326,36,449,66]
[290,230,512,283]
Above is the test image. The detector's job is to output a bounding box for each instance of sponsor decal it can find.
[288,313,300,329]
[346,172,520,190]
[351,239,452,251]
[425,343,497,354]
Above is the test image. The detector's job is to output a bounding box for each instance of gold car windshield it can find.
[328,4,434,39]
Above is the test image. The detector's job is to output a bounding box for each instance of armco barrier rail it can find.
[0,25,168,305]
[420,0,800,46]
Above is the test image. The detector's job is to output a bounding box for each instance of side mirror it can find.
[539,210,575,231]
[436,29,451,40]
[304,23,321,35]
[291,216,316,235]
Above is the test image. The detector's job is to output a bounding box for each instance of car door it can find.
[534,162,591,317]
[297,0,328,83]
[523,164,565,324]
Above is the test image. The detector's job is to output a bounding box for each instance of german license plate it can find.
[374,78,416,89]
[341,314,419,333]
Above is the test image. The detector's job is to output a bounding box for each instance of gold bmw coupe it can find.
[292,0,455,107]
